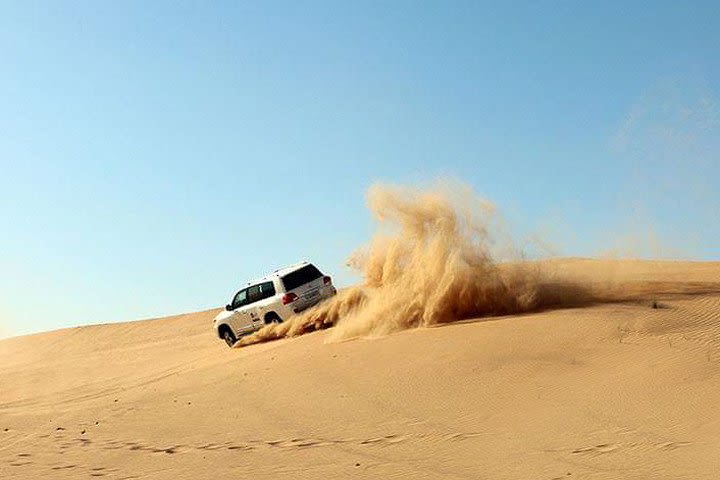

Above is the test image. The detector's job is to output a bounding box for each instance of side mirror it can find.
[225,304,232,311]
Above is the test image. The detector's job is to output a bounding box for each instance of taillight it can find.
[323,276,332,285]
[282,293,298,305]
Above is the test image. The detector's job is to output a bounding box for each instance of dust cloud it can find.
[236,181,610,348]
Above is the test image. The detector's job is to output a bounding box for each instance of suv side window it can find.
[231,289,248,310]
[247,284,262,304]
[259,281,276,300]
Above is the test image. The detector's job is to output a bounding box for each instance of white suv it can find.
[213,262,337,347]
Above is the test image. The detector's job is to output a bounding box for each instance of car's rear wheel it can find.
[221,328,237,348]
[265,313,283,324]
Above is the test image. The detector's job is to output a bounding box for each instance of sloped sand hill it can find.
[1,259,719,479]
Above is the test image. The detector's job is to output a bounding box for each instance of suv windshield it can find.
[281,264,322,291]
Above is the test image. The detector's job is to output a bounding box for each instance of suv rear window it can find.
[281,264,323,291]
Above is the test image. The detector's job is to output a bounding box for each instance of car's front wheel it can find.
[222,329,237,348]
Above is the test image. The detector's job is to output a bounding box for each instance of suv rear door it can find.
[247,281,278,325]
[281,264,325,311]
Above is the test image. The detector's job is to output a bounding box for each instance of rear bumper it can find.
[292,285,336,314]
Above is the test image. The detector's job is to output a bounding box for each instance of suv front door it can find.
[228,288,254,335]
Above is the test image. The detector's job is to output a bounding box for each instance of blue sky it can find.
[1,1,718,337]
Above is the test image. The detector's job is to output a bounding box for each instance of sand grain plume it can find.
[238,182,598,347]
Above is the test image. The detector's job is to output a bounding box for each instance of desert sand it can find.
[1,258,719,479]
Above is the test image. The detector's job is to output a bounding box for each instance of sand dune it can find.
[1,259,719,479]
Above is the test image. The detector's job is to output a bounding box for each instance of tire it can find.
[221,328,237,348]
[264,312,283,324]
